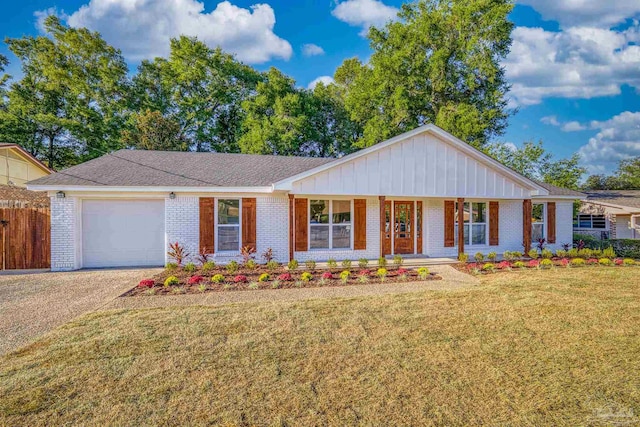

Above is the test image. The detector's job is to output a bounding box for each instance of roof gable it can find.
[0,144,52,174]
[277,125,549,198]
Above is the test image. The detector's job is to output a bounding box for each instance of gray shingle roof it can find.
[585,190,640,210]
[29,150,335,187]
[533,180,585,197]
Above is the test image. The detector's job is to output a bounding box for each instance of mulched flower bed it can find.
[125,265,442,297]
[455,257,638,275]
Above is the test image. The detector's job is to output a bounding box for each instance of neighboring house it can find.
[0,143,51,187]
[575,191,640,240]
[28,125,584,271]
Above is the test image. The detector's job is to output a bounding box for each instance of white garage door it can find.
[82,199,165,268]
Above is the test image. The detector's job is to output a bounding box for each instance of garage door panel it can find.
[82,200,165,268]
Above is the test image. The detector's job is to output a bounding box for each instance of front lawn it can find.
[1,268,639,425]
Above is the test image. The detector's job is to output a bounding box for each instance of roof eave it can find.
[27,184,276,194]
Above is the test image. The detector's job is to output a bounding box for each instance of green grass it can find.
[1,268,639,425]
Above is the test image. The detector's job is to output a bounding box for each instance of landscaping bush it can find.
[397,268,408,281]
[393,255,403,267]
[248,282,259,290]
[512,251,523,259]
[201,261,215,273]
[165,262,178,272]
[623,258,636,266]
[211,274,224,284]
[266,260,279,271]
[377,257,387,267]
[528,259,540,268]
[164,276,179,287]
[261,247,274,263]
[240,246,256,263]
[602,246,616,259]
[496,261,511,270]
[301,272,313,282]
[540,259,553,269]
[598,258,612,266]
[527,249,539,260]
[458,253,469,263]
[305,260,316,270]
[342,259,352,269]
[183,262,197,273]
[167,241,188,266]
[258,273,270,282]
[376,268,387,282]
[277,273,293,281]
[502,251,513,261]
[271,280,281,289]
[570,258,586,267]
[541,249,553,259]
[233,275,248,283]
[487,252,497,262]
[327,258,338,269]
[187,275,205,285]
[226,261,239,274]
[474,252,484,262]
[340,270,350,284]
[321,271,333,280]
[560,258,570,268]
[513,261,525,268]
[575,238,640,259]
[138,279,155,288]
[245,259,258,270]
[481,263,495,272]
[287,259,299,270]
[358,258,369,269]
[417,267,429,279]
[555,249,567,259]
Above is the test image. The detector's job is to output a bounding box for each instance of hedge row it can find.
[574,236,640,259]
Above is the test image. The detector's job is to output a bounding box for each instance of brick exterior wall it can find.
[165,196,199,265]
[50,196,79,271]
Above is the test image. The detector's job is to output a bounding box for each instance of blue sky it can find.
[2,0,640,175]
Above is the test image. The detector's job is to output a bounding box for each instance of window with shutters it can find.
[532,203,545,242]
[309,199,352,250]
[574,214,606,229]
[455,202,487,246]
[217,199,241,252]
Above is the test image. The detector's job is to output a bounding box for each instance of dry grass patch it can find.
[1,268,639,426]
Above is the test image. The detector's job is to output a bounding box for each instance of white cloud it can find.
[302,43,325,57]
[332,0,398,35]
[541,115,560,126]
[40,0,292,63]
[308,76,334,89]
[577,111,640,174]
[561,121,587,132]
[517,0,640,28]
[505,25,640,105]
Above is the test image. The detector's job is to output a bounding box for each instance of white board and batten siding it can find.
[291,132,533,199]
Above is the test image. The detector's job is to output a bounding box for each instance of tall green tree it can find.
[583,157,640,190]
[0,54,8,100]
[132,36,261,152]
[336,0,513,150]
[122,110,188,151]
[1,16,129,168]
[486,141,586,190]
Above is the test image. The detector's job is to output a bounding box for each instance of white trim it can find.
[307,199,353,251]
[455,201,489,247]
[215,198,242,253]
[273,124,549,195]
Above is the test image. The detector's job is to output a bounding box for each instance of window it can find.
[310,200,351,249]
[455,202,487,246]
[217,199,240,251]
[574,214,606,229]
[532,203,544,242]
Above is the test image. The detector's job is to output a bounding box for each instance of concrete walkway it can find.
[102,265,477,311]
[0,268,160,355]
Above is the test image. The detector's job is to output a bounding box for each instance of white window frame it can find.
[215,198,242,253]
[574,214,607,230]
[532,203,545,242]
[308,199,353,251]
[455,201,489,247]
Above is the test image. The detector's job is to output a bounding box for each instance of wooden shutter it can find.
[547,202,556,244]
[242,198,257,249]
[444,200,455,247]
[523,199,532,252]
[199,197,215,254]
[295,198,308,252]
[354,199,367,250]
[489,201,499,246]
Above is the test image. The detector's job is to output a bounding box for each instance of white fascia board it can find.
[533,195,586,201]
[27,184,276,194]
[273,124,549,195]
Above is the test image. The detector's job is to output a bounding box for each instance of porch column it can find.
[523,199,532,253]
[457,198,465,257]
[288,194,294,261]
[379,196,386,258]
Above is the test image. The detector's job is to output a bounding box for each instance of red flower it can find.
[187,275,205,285]
[496,261,510,270]
[321,271,333,279]
[560,258,570,266]
[358,269,371,276]
[138,279,155,288]
[397,268,408,275]
[587,258,598,265]
[277,273,293,281]
[614,258,623,265]
[528,259,540,268]
[233,275,248,283]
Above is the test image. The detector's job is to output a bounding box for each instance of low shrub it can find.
[474,252,484,262]
[458,253,469,263]
[513,261,525,269]
[301,272,313,282]
[183,262,197,273]
[164,276,179,287]
[598,258,612,266]
[393,255,403,267]
[305,260,316,270]
[187,275,205,285]
[587,258,598,265]
[138,279,155,288]
[540,259,554,269]
[541,249,553,259]
[211,274,224,284]
[376,268,388,281]
[287,259,299,270]
[271,280,281,289]
[528,259,540,268]
[165,262,178,272]
[266,260,279,271]
[258,273,270,282]
[358,258,369,269]
[560,258,570,268]
[496,261,511,270]
[225,261,239,274]
[602,246,616,259]
[527,249,539,260]
[340,270,350,284]
[198,283,207,293]
[512,251,523,259]
[578,249,593,259]
[233,275,248,283]
[201,261,216,273]
[377,257,387,267]
[623,258,636,266]
[567,248,579,258]
[321,271,333,280]
[248,282,259,290]
[481,263,495,272]
[487,252,497,262]
[262,247,274,263]
[555,249,567,259]
[615,258,624,266]
[277,273,293,281]
[341,259,352,269]
[327,258,338,269]
[245,259,258,270]
[417,267,429,279]
[570,258,586,267]
[397,268,408,281]
[502,251,513,261]
[358,274,369,284]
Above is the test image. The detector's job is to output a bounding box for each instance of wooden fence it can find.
[0,207,50,270]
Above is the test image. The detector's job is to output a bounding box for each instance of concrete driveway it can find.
[0,268,160,355]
